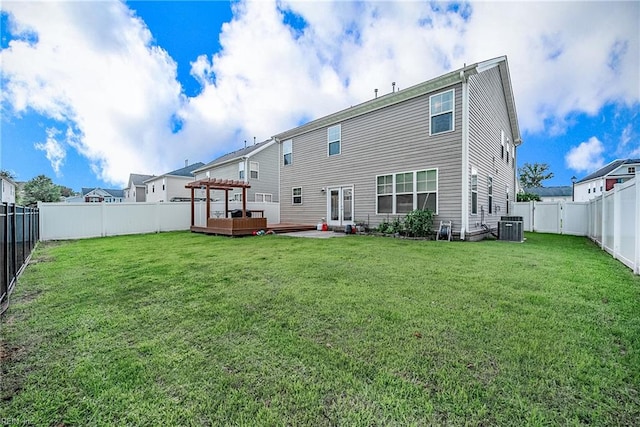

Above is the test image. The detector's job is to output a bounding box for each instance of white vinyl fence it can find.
[39,201,280,241]
[513,176,639,275]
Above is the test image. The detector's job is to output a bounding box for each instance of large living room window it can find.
[376,169,438,214]
[430,89,454,135]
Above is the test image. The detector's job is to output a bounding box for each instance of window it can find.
[395,172,414,213]
[250,161,259,179]
[377,175,393,213]
[162,178,166,191]
[283,139,292,165]
[328,124,341,156]
[430,89,454,135]
[232,193,242,202]
[292,187,302,204]
[471,167,478,215]
[488,177,493,214]
[376,169,438,214]
[255,193,273,203]
[239,162,245,180]
[629,167,636,174]
[416,170,437,211]
[506,141,510,164]
[501,131,505,159]
[152,184,155,193]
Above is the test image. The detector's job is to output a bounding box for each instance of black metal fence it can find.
[1,203,40,315]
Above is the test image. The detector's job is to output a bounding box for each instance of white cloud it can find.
[1,0,638,187]
[617,124,640,158]
[34,128,66,175]
[565,137,605,173]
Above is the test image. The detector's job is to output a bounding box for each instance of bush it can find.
[404,209,434,237]
[517,192,541,202]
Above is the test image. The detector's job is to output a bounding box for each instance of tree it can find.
[518,163,554,189]
[0,169,15,180]
[23,175,62,205]
[58,185,76,198]
[517,192,541,202]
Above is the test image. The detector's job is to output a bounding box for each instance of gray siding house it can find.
[273,56,521,239]
[124,173,154,202]
[193,139,280,203]
[144,162,204,203]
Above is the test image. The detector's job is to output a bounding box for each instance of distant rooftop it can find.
[577,158,640,183]
[524,186,572,197]
[195,139,274,172]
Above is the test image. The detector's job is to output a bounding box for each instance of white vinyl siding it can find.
[430,89,454,135]
[328,124,341,156]
[376,169,438,214]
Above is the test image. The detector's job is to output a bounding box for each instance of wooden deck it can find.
[190,221,317,236]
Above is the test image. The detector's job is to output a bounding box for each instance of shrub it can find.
[517,192,541,202]
[404,209,434,237]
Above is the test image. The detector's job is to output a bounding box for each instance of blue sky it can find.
[1,1,638,191]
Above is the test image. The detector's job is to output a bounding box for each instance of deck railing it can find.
[1,203,40,315]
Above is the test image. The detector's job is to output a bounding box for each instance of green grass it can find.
[1,232,639,426]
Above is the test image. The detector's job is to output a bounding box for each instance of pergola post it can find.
[190,187,195,227]
[224,189,229,218]
[242,187,247,217]
[205,184,211,221]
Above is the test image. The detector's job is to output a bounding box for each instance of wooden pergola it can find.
[185,178,267,236]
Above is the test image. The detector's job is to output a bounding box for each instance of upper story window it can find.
[238,162,245,180]
[501,130,505,159]
[488,176,493,214]
[628,166,636,174]
[328,124,341,156]
[162,178,166,191]
[430,89,454,135]
[250,161,259,179]
[283,139,292,165]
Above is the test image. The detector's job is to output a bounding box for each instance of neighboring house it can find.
[124,173,154,202]
[144,162,205,203]
[523,186,572,202]
[1,175,17,204]
[68,188,125,203]
[574,159,639,202]
[192,139,279,203]
[273,56,521,240]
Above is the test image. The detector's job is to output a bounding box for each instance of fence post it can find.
[601,191,606,250]
[1,203,7,304]
[613,183,621,260]
[635,171,640,274]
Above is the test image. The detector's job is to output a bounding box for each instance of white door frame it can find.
[326,185,354,227]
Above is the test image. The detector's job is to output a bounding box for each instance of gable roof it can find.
[523,186,572,197]
[82,187,124,198]
[576,159,640,183]
[145,162,206,183]
[273,56,521,146]
[193,139,275,174]
[128,173,154,187]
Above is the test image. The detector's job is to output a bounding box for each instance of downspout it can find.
[460,70,470,240]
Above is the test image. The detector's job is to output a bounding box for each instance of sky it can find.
[1,0,638,192]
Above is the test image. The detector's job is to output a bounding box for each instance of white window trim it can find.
[238,162,245,180]
[250,161,259,180]
[255,193,273,203]
[283,139,292,166]
[328,124,341,156]
[488,176,493,215]
[429,89,455,136]
[471,167,478,216]
[292,187,302,205]
[375,169,438,215]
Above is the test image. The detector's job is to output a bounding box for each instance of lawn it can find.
[1,232,639,426]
